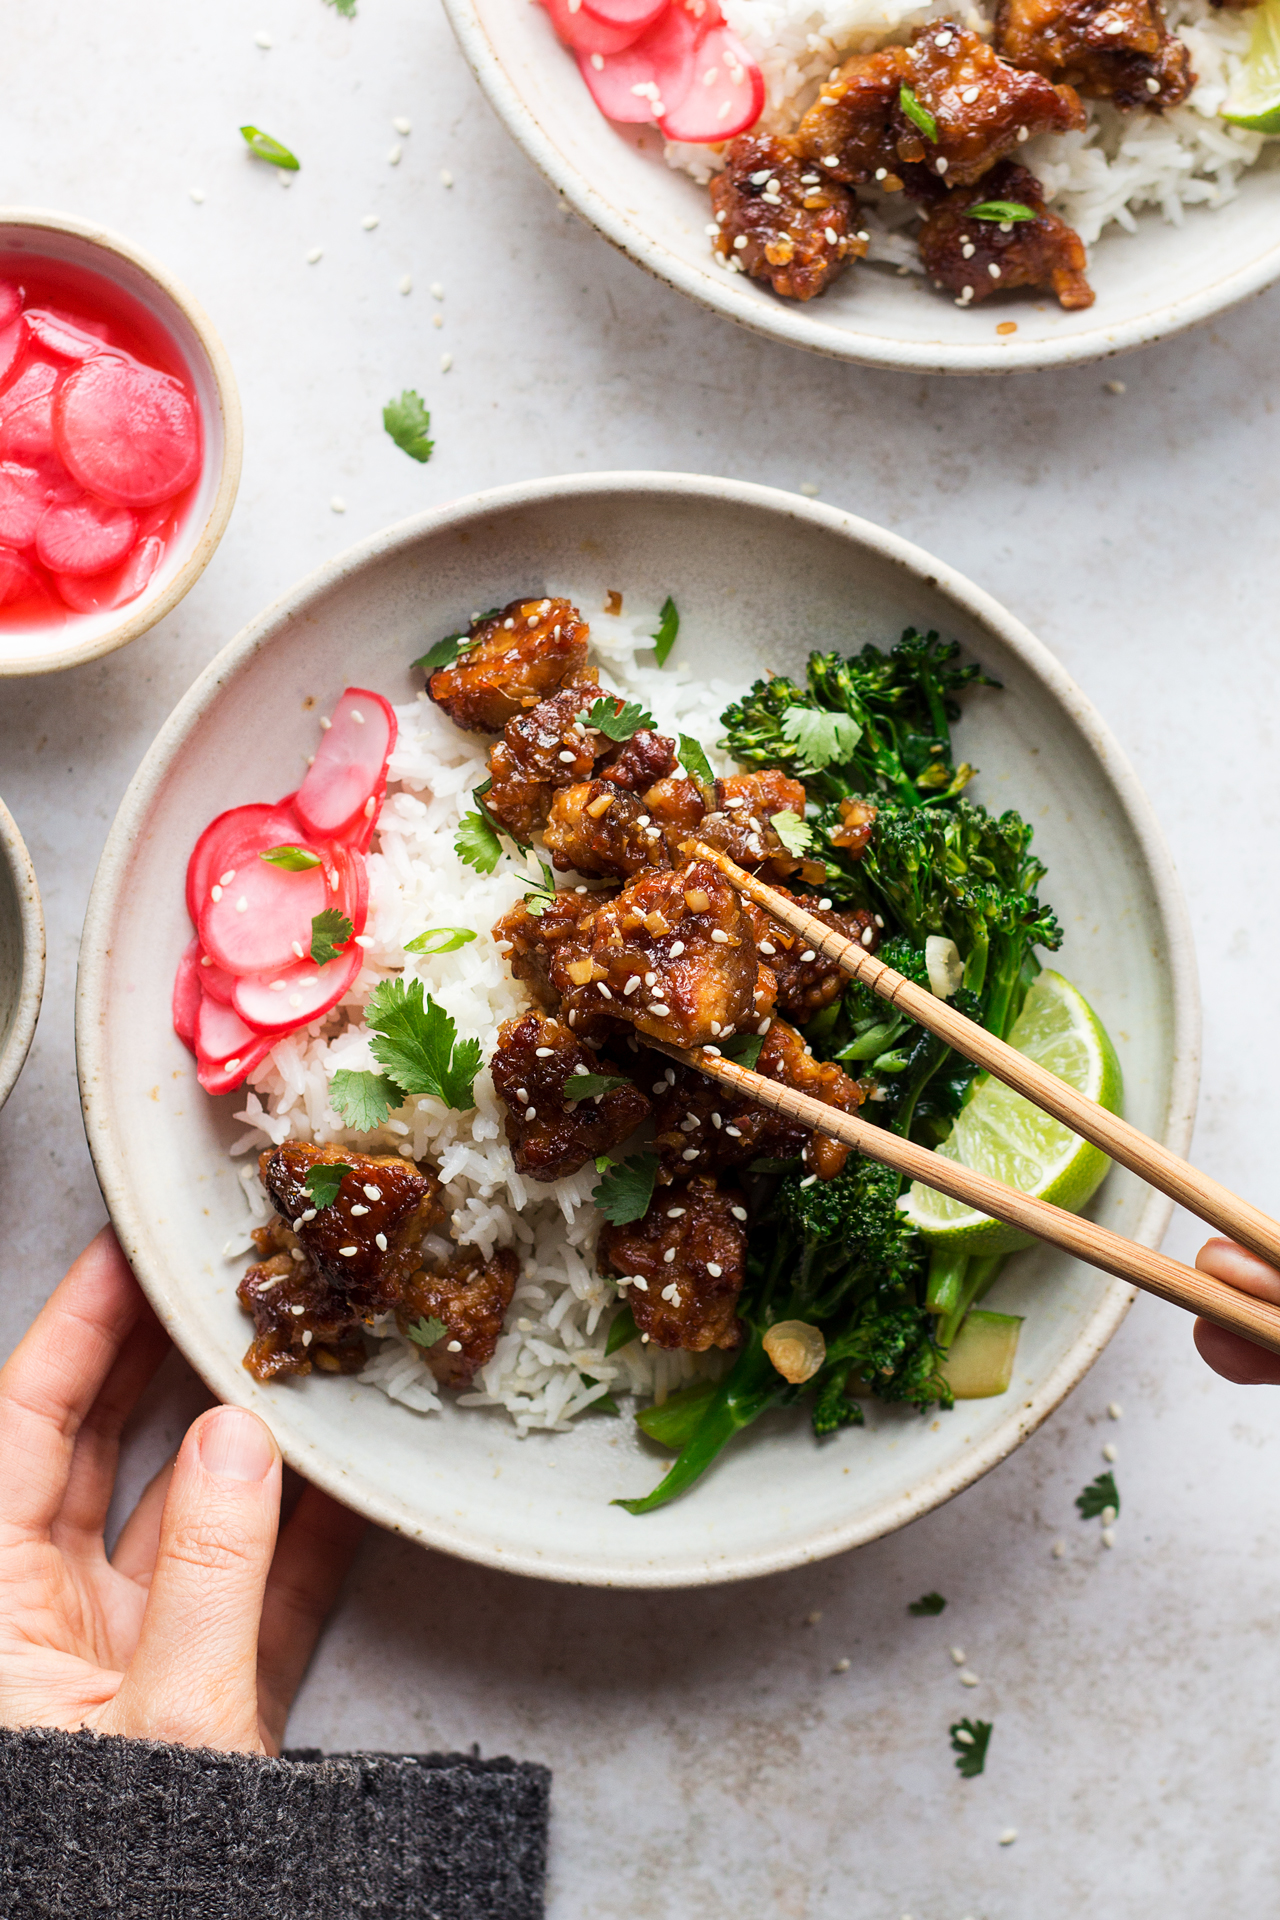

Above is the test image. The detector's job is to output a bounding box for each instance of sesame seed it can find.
[757,1018,771,1034]
[724,1125,742,1138]
[1146,74,1161,90]
[598,983,613,1000]
[1108,1401,1123,1419]
[301,1329,313,1348]
[1101,1527,1116,1547]
[731,1206,747,1221]
[961,241,975,259]
[440,168,454,186]
[649,1001,670,1016]
[1101,1505,1117,1525]
[680,1115,699,1132]
[962,84,980,102]
[375,1232,388,1251]
[388,142,403,165]
[669,941,685,957]
[558,749,576,763]
[759,940,776,956]
[632,1276,649,1291]
[823,155,838,167]
[998,1830,1018,1846]
[818,898,832,910]
[733,234,749,250]
[361,213,380,230]
[664,1247,677,1263]
[989,263,1001,279]
[951,1647,966,1665]
[441,352,453,372]
[702,1044,721,1056]
[624,977,641,996]
[959,1671,980,1688]
[1052,1539,1066,1557]
[516,1088,529,1102]
[535,1046,554,1058]
[667,1207,687,1218]
[297,1209,317,1224]
[710,1020,721,1036]
[330,497,346,513]
[257,1275,283,1292]
[682,1148,699,1161]
[936,157,948,173]
[339,1246,358,1257]
[291,941,305,961]
[707,1262,723,1277]
[666,1069,676,1085]
[525,1107,537,1120]
[394,116,412,134]
[1017,125,1028,140]
[1103,1441,1117,1461]
[210,884,223,902]
[800,949,816,963]
[350,1204,369,1216]
[644,971,658,986]
[653,1081,667,1094]
[225,1057,241,1073]
[832,1657,851,1673]
[290,1303,306,1317]
[190,187,206,203]
[255,29,272,47]
[711,929,729,944]
[750,169,771,183]
[799,1173,817,1189]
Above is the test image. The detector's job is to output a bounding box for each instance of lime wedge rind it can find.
[1222,0,1280,133]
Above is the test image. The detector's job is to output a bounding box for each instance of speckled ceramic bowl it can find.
[76,472,1199,1587]
[0,798,44,1113]
[0,209,242,677]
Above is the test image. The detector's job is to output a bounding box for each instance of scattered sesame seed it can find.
[330,496,346,513]
[652,1081,667,1094]
[706,1261,723,1277]
[525,1107,537,1121]
[1051,1539,1066,1558]
[361,213,380,230]
[799,1174,818,1189]
[818,898,832,910]
[759,940,776,956]
[440,168,454,186]
[291,1304,306,1317]
[824,225,839,245]
[711,929,729,944]
[998,1829,1018,1846]
[292,941,305,959]
[350,1203,369,1217]
[1105,379,1126,395]
[650,1001,670,1016]
[799,482,820,497]
[832,1657,851,1673]
[669,941,685,958]
[936,157,948,174]
[339,1245,358,1257]
[558,749,576,763]
[682,1147,700,1161]
[667,1207,687,1218]
[989,263,1001,279]
[375,1232,388,1252]
[663,1246,677,1263]
[210,884,223,902]
[823,154,839,166]
[1017,125,1029,140]
[632,1276,649,1292]
[301,1329,313,1347]
[800,948,817,963]
[388,143,403,165]
[441,352,453,372]
[1102,1441,1117,1461]
[255,29,272,47]
[731,1206,748,1221]
[624,976,641,996]
[959,1671,980,1688]
[400,275,413,295]
[1101,1527,1116,1547]
[1101,1504,1117,1525]
[190,186,206,204]
[516,1088,529,1102]
[1108,1401,1123,1419]
[235,895,248,914]
[225,1057,241,1073]
[951,1647,966,1665]
[1146,74,1161,90]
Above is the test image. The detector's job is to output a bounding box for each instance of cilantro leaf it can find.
[259,844,321,871]
[581,696,655,743]
[677,734,716,793]
[365,977,482,1110]
[455,810,504,875]
[950,1718,992,1779]
[413,631,478,674]
[595,1153,615,1173]
[564,1071,633,1101]
[383,389,434,464]
[966,199,1037,223]
[240,125,300,170]
[579,1372,621,1415]
[329,1069,401,1131]
[722,1033,765,1070]
[324,0,357,15]
[770,809,813,857]
[899,84,938,142]
[404,926,477,955]
[908,1591,947,1616]
[1076,1470,1119,1520]
[592,1151,658,1226]
[605,1303,640,1353]
[780,706,863,771]
[303,1161,354,1208]
[311,908,354,964]
[651,595,679,667]
[407,1316,447,1349]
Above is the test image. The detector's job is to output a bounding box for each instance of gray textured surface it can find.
[1,0,1279,1914]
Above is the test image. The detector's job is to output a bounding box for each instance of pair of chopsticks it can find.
[668,839,1280,1358]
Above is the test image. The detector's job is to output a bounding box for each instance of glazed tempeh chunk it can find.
[597,728,678,792]
[485,679,604,839]
[259,1143,442,1309]
[237,1227,368,1381]
[598,1177,748,1351]
[549,858,762,1050]
[994,0,1193,108]
[918,162,1094,309]
[492,886,616,1010]
[688,770,818,882]
[398,1248,519,1388]
[710,132,868,301]
[490,1008,651,1181]
[544,780,673,879]
[744,892,881,1022]
[427,596,590,733]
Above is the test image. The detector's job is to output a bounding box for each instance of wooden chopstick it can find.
[654,1040,1280,1358]
[686,838,1280,1273]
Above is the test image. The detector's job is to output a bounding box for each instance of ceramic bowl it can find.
[0,798,44,1113]
[76,472,1199,1587]
[0,209,242,678]
[443,0,1280,374]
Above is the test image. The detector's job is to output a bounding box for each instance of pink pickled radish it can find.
[54,354,200,508]
[0,465,50,547]
[578,3,700,121]
[0,361,60,464]
[54,533,162,613]
[0,284,22,331]
[232,946,361,1035]
[199,841,335,975]
[172,938,202,1051]
[543,0,664,55]
[0,321,24,393]
[197,1037,274,1096]
[658,22,763,139]
[36,493,137,575]
[584,0,672,28]
[24,309,102,361]
[196,993,261,1063]
[185,798,302,925]
[0,546,45,607]
[197,950,238,1006]
[295,688,398,840]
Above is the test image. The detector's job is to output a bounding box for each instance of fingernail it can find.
[199,1407,276,1483]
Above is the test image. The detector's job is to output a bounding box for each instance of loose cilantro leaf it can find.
[722,1033,765,1070]
[605,1303,640,1354]
[329,1069,401,1131]
[455,810,504,875]
[564,1071,633,1101]
[780,706,863,771]
[404,926,477,955]
[651,595,679,667]
[908,1591,947,1616]
[581,696,655,743]
[579,1371,622,1415]
[365,977,482,1110]
[770,809,814,857]
[383,389,435,464]
[595,1153,615,1173]
[303,1161,354,1208]
[407,1316,447,1349]
[311,908,354,964]
[413,630,478,675]
[677,734,716,792]
[966,199,1036,223]
[260,844,322,871]
[950,1718,992,1779]
[1076,1470,1119,1520]
[241,125,300,170]
[592,1151,658,1226]
[899,85,938,142]
[324,0,357,15]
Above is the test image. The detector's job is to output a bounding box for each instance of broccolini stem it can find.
[614,1326,790,1515]
[926,1245,969,1318]
[937,1254,1008,1350]
[889,1033,951,1139]
[635,1378,719,1451]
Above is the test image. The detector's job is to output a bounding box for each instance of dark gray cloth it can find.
[0,1727,549,1919]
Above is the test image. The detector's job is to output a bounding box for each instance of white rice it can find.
[226,597,741,1433]
[666,0,1267,260]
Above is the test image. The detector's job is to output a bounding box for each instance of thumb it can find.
[101,1405,282,1753]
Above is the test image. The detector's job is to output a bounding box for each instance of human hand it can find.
[1193,1237,1280,1384]
[0,1227,365,1754]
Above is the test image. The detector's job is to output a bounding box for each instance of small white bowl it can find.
[444,0,1280,374]
[0,210,242,678]
[77,472,1199,1587]
[0,798,44,1112]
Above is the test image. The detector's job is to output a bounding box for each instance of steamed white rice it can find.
[665,0,1268,264]
[226,598,742,1433]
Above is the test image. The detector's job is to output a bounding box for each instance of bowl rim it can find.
[442,0,1280,377]
[0,796,45,1112]
[75,470,1201,1586]
[0,206,243,678]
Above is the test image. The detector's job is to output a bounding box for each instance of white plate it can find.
[77,472,1199,1587]
[444,0,1280,374]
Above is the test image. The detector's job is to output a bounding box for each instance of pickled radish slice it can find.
[0,320,24,392]
[25,309,103,361]
[578,4,700,121]
[199,843,334,975]
[196,993,260,1063]
[0,284,22,330]
[542,0,664,56]
[197,1035,274,1096]
[172,938,202,1051]
[0,361,59,464]
[185,798,302,924]
[0,465,50,547]
[54,354,200,508]
[36,493,137,575]
[232,946,361,1035]
[295,688,398,840]
[197,950,238,1006]
[658,23,764,139]
[54,533,162,613]
[0,546,45,606]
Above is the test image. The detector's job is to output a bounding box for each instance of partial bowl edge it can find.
[0,797,45,1111]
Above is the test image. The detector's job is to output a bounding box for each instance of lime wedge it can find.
[1222,0,1280,133]
[898,970,1123,1257]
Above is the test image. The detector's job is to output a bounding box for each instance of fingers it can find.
[255,1485,366,1754]
[0,1227,151,1537]
[56,1310,171,1553]
[1193,1239,1280,1384]
[100,1406,282,1754]
[110,1454,178,1588]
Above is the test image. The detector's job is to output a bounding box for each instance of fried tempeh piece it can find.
[398,1248,519,1388]
[485,678,603,839]
[490,1008,650,1181]
[918,162,1094,310]
[598,1177,748,1352]
[994,0,1193,108]
[544,780,673,879]
[259,1143,443,1309]
[743,892,880,1022]
[427,596,590,733]
[710,132,868,301]
[237,1229,368,1381]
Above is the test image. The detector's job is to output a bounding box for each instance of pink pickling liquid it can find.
[0,253,203,631]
